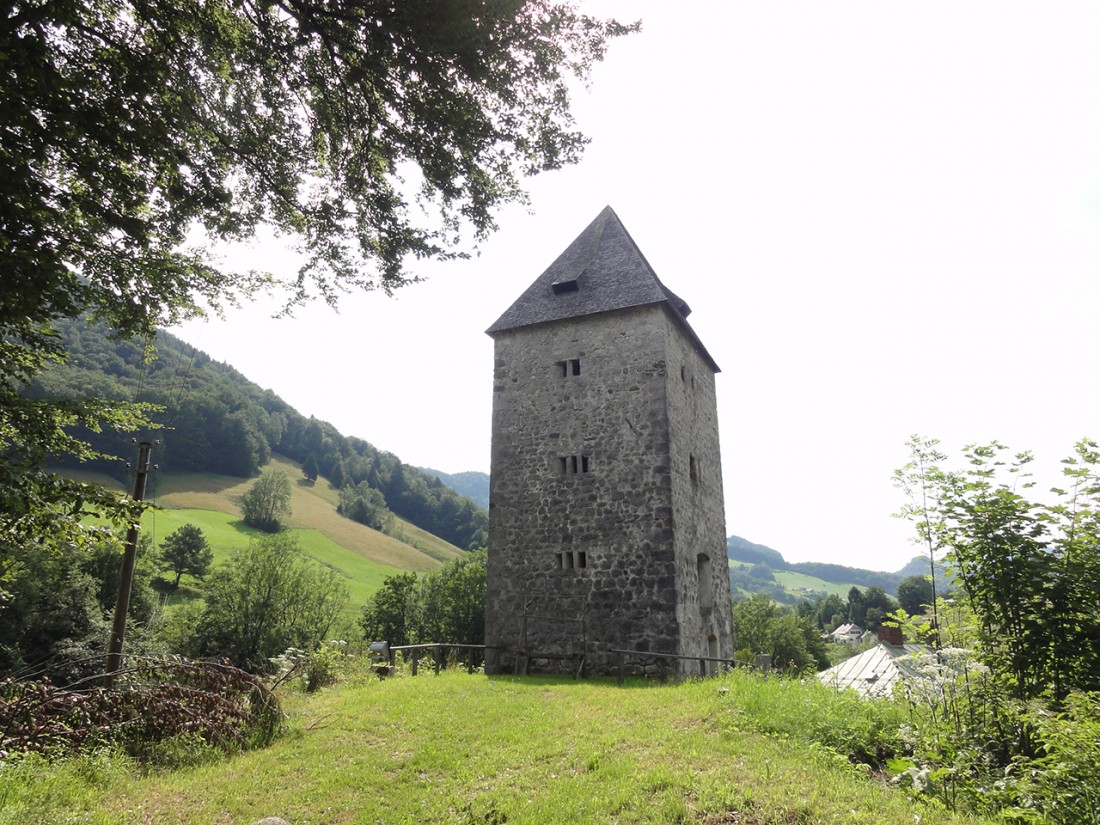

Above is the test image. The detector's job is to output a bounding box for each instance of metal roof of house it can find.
[832,623,864,637]
[817,642,928,699]
[486,206,720,373]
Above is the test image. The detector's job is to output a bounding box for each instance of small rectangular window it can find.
[560,454,592,475]
[576,551,587,568]
[557,358,581,377]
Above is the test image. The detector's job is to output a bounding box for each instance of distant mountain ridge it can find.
[418,468,489,510]
[726,534,937,595]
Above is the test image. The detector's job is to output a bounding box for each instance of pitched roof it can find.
[817,642,928,699]
[486,206,720,372]
[832,623,864,637]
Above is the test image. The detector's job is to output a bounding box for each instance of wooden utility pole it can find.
[105,440,154,685]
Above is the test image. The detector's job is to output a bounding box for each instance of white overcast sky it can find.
[171,1,1100,573]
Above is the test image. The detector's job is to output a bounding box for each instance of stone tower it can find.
[484,206,733,677]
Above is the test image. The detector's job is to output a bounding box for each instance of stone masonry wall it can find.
[486,305,680,674]
[662,313,734,674]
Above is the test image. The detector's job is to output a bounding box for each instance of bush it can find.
[270,640,348,693]
[183,533,348,672]
[0,657,282,764]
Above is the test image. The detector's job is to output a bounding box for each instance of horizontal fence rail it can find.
[382,643,498,676]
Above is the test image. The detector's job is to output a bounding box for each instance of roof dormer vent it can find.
[551,270,583,295]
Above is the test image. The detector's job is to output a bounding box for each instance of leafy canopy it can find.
[895,437,1100,701]
[238,469,293,533]
[185,532,349,673]
[159,523,214,588]
[1,0,635,557]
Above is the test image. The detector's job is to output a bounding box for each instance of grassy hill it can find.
[728,560,861,602]
[69,453,464,615]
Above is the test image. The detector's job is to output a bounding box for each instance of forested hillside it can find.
[419,468,490,510]
[29,319,487,550]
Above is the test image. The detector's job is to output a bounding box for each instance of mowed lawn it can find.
[11,668,998,825]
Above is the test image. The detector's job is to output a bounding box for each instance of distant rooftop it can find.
[817,642,928,699]
[486,206,719,372]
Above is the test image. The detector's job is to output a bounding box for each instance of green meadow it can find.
[0,666,996,825]
[70,453,466,618]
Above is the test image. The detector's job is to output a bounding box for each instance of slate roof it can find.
[817,642,928,699]
[486,206,720,372]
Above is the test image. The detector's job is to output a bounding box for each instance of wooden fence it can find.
[386,643,495,676]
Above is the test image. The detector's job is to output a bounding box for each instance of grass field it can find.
[729,560,860,601]
[66,454,468,616]
[0,666,996,825]
[771,570,854,599]
[141,508,402,614]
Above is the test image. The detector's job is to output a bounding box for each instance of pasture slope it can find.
[70,454,464,613]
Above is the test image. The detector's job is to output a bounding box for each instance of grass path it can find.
[17,669,997,825]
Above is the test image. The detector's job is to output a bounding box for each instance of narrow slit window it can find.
[689,454,699,486]
[557,361,568,377]
[560,454,592,475]
[576,551,587,569]
[697,553,714,609]
[564,552,575,569]
[571,358,581,376]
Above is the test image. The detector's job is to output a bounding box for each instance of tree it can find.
[897,575,935,615]
[359,550,488,647]
[733,593,777,658]
[185,533,348,672]
[415,549,488,645]
[302,453,320,483]
[337,481,392,531]
[895,438,1100,701]
[846,586,865,626]
[894,435,949,639]
[1,531,159,679]
[360,573,419,647]
[2,0,635,576]
[238,470,292,532]
[159,524,214,588]
[732,593,827,672]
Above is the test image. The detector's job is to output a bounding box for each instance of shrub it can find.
[184,533,349,673]
[0,657,282,764]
